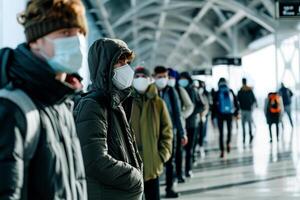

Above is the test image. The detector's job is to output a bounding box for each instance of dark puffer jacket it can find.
[74,38,143,200]
[0,44,87,200]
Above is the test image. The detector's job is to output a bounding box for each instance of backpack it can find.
[268,93,281,114]
[218,86,233,114]
[0,46,41,160]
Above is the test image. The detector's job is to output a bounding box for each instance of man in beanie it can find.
[128,66,173,200]
[0,0,88,199]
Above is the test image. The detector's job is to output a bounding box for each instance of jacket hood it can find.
[88,38,132,93]
[133,84,158,100]
[2,43,76,105]
[145,84,158,99]
[180,71,193,84]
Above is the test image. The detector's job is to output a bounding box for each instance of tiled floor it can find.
[160,110,300,199]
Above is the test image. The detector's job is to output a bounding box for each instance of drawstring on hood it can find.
[88,38,133,107]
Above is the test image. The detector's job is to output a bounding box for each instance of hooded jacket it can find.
[74,38,143,200]
[0,44,87,200]
[180,72,204,128]
[129,84,173,182]
[237,85,257,111]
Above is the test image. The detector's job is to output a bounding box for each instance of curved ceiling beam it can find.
[211,0,277,33]
[165,1,213,65]
[112,0,205,28]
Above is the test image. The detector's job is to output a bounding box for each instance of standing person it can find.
[0,0,88,199]
[129,67,173,200]
[168,68,193,184]
[279,82,294,128]
[264,92,284,142]
[74,39,143,200]
[154,66,186,198]
[213,78,239,158]
[178,72,204,177]
[237,78,257,145]
[195,80,209,158]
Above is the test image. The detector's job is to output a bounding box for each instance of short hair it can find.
[118,51,135,63]
[242,78,247,85]
[154,66,168,74]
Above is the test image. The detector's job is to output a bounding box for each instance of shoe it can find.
[166,189,179,198]
[226,144,231,153]
[200,147,206,158]
[220,151,224,158]
[270,139,273,143]
[185,171,193,178]
[249,135,254,144]
[177,176,185,184]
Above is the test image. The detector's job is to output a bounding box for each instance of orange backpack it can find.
[268,93,281,114]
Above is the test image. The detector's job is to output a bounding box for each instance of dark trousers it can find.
[175,133,183,178]
[185,127,196,174]
[165,133,176,191]
[217,114,232,152]
[144,178,160,200]
[198,117,208,147]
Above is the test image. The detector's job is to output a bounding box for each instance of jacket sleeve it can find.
[179,87,194,119]
[158,100,173,163]
[171,89,185,138]
[74,99,143,193]
[0,100,26,200]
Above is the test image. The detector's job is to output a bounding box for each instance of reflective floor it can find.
[160,109,300,199]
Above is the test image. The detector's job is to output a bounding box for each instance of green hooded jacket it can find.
[130,84,173,181]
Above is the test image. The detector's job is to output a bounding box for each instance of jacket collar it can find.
[8,43,76,105]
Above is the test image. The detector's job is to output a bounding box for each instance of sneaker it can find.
[249,135,254,144]
[177,176,185,184]
[166,189,179,198]
[226,144,231,153]
[185,171,193,178]
[200,147,206,158]
[220,151,224,158]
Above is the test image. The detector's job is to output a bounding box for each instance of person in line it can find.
[168,68,193,183]
[213,78,239,158]
[0,0,88,199]
[264,92,284,143]
[237,78,257,145]
[278,82,294,128]
[129,67,173,200]
[154,66,186,198]
[194,80,209,159]
[178,72,204,177]
[74,38,143,200]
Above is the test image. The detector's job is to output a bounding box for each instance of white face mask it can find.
[155,78,168,89]
[133,77,149,93]
[112,64,134,90]
[167,79,176,87]
[43,34,87,73]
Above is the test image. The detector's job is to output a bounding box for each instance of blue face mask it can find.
[178,79,189,88]
[41,34,87,74]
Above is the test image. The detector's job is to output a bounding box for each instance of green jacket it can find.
[130,84,173,181]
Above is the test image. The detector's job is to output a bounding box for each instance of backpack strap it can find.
[0,48,13,87]
[0,88,40,160]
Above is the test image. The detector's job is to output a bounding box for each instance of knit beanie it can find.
[18,0,88,43]
[135,66,151,77]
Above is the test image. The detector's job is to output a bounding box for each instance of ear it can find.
[29,41,39,51]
